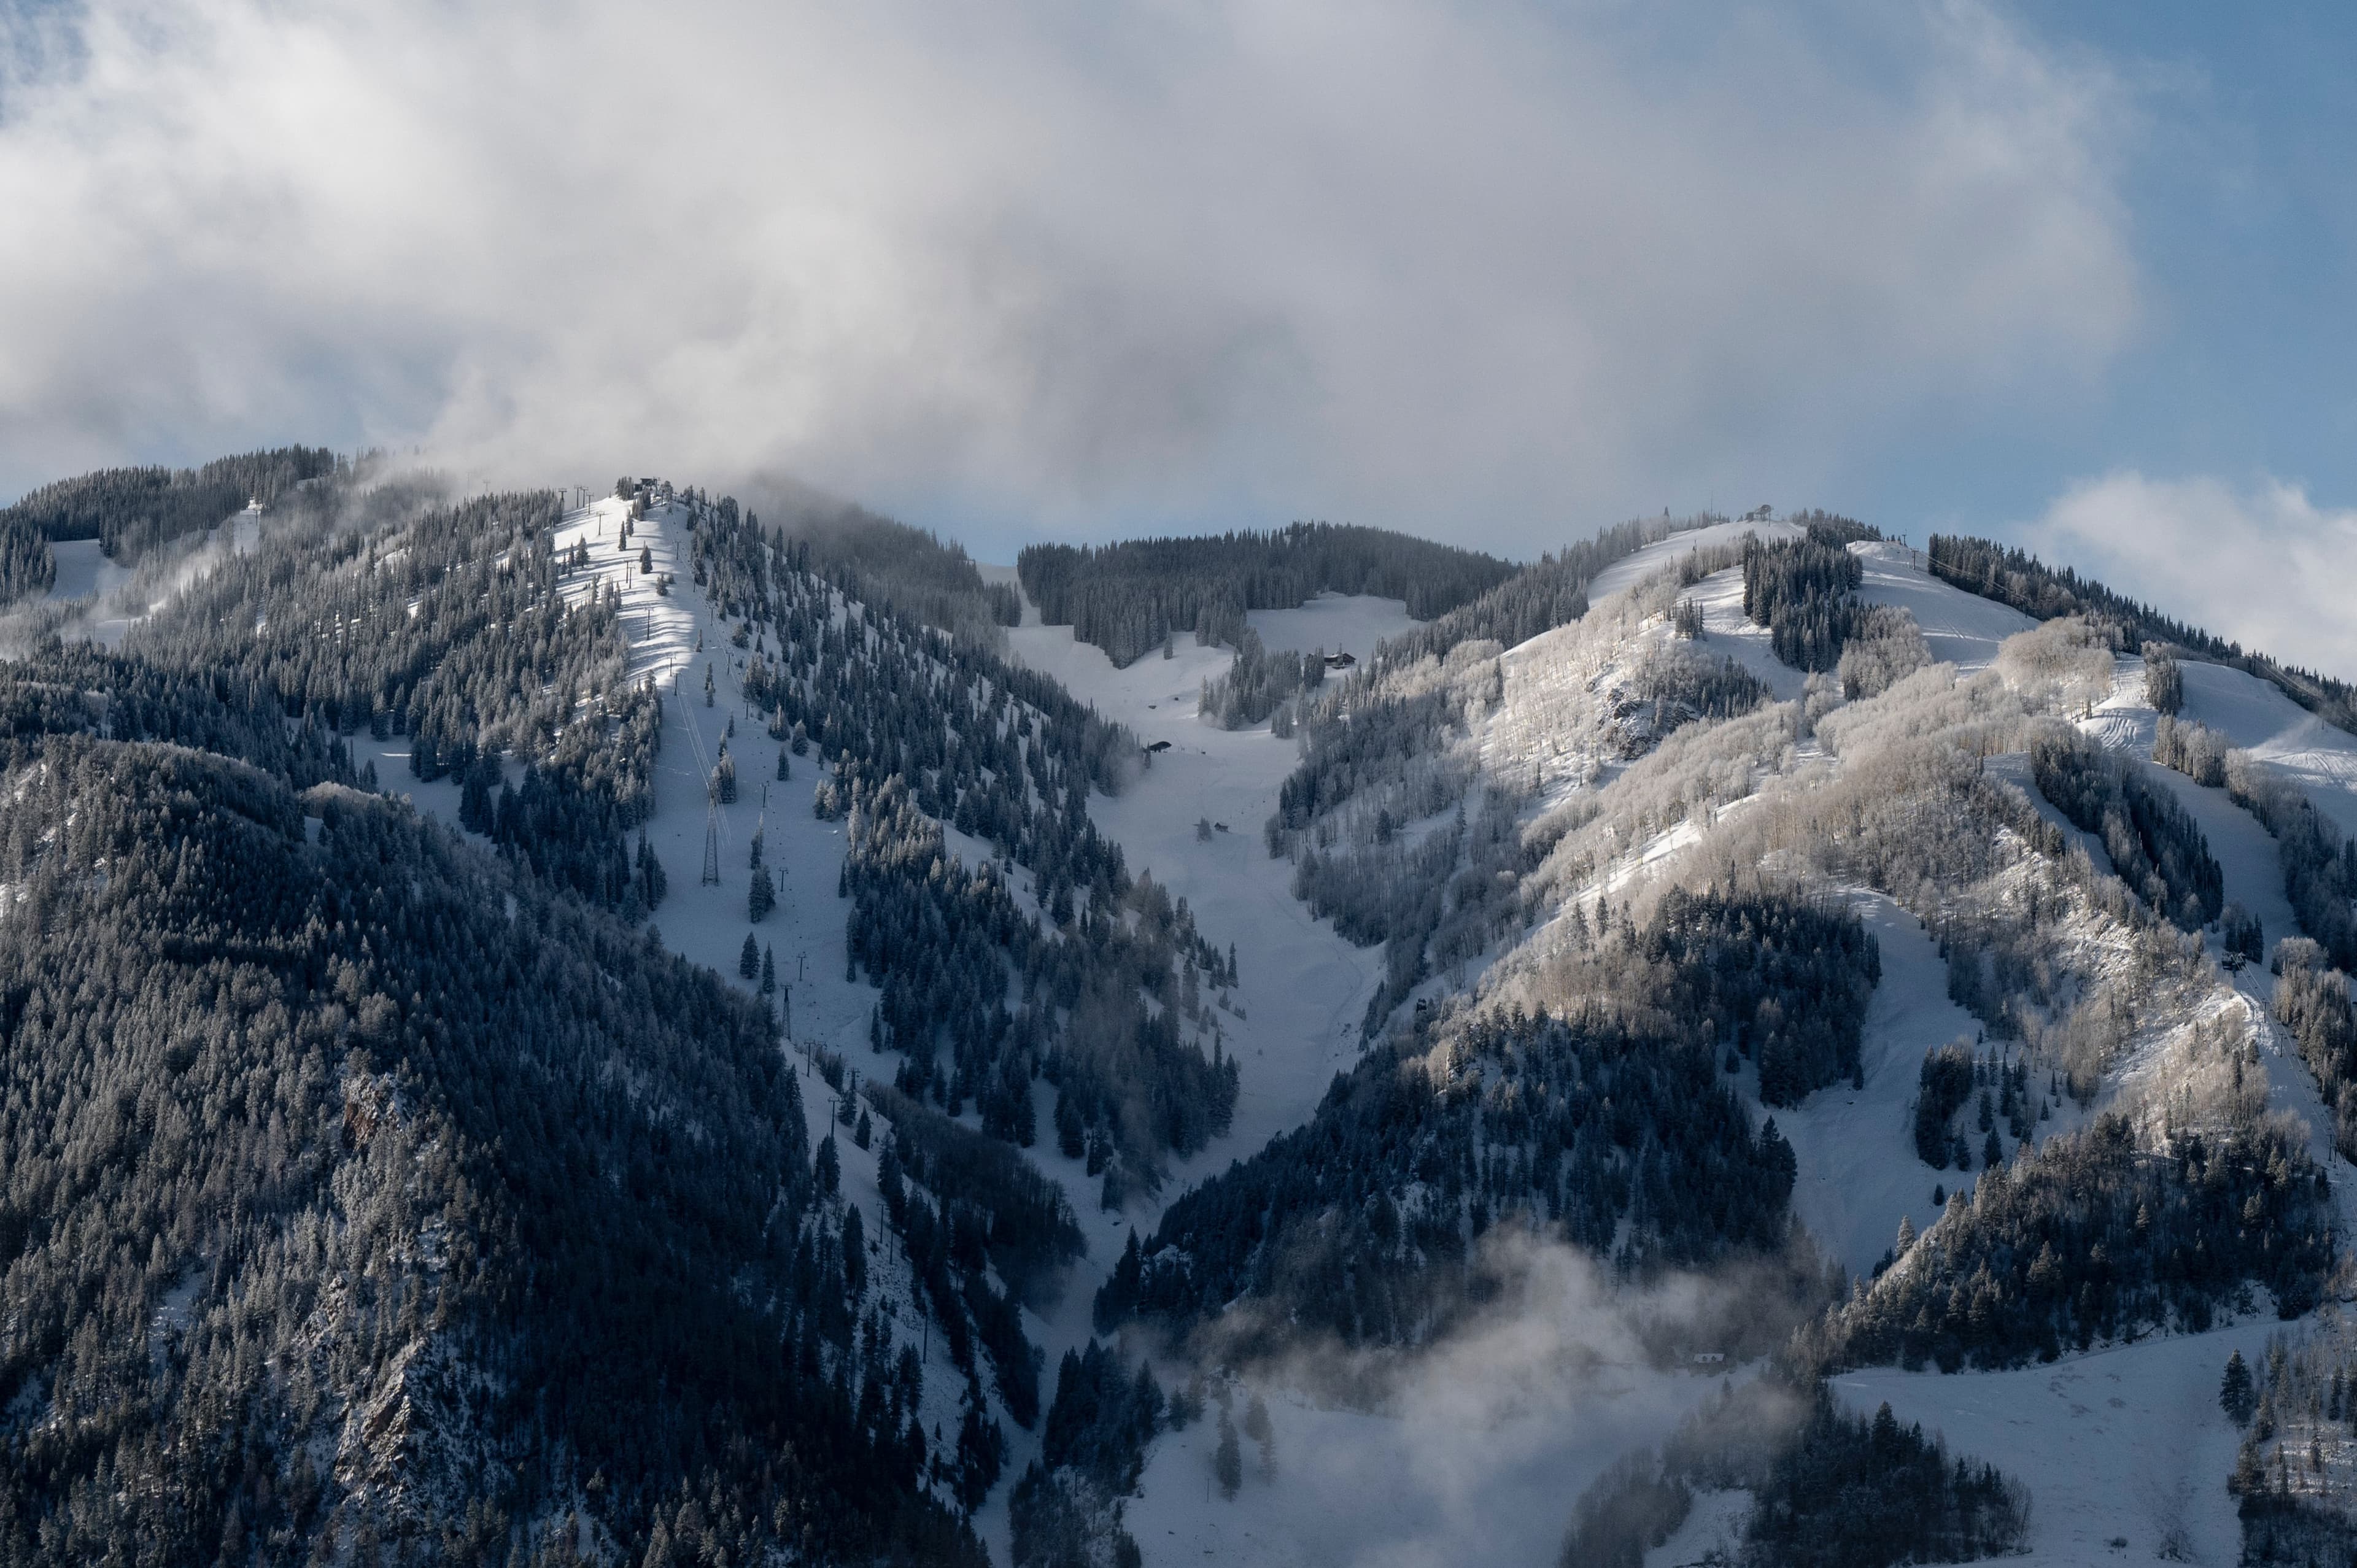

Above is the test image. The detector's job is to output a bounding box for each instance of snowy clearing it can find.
[1851,539,2036,674]
[1585,517,1799,604]
[1778,893,1987,1281]
[1245,590,1415,659]
[1833,1318,2282,1567]
[44,538,132,602]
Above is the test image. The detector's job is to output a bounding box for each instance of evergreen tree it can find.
[1242,1394,1274,1478]
[2224,1350,2258,1427]
[738,932,760,979]
[1215,1410,1243,1499]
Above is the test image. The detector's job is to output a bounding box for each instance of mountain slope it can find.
[0,658,973,1566]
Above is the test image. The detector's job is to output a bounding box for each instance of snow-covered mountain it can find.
[2,465,2354,1567]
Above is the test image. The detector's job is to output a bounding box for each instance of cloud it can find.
[1128,1231,1806,1566]
[0,0,2135,554]
[2028,471,2357,679]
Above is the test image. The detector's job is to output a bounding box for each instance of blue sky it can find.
[1838,4,2357,534]
[0,1,2350,667]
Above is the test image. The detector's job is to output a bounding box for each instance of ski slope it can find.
[1585,517,1799,604]
[999,600,1391,1172]
[1851,539,2037,673]
[1245,590,1415,659]
[2177,657,2357,841]
[1832,1319,2280,1566]
[362,508,2357,1565]
[1777,894,1985,1281]
[1809,600,2357,1568]
[44,538,132,602]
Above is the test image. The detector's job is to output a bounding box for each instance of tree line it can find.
[0,445,339,595]
[1561,1380,2030,1568]
[1929,531,2357,737]
[1018,520,1517,668]
[1807,1108,2331,1373]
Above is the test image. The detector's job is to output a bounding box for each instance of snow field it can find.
[1583,517,1800,605]
[1850,539,2037,674]
[1244,590,1416,660]
[1777,893,1988,1281]
[982,589,1399,1559]
[44,538,133,602]
[348,506,2357,1564]
[1787,580,2357,1568]
[1832,1319,2282,1566]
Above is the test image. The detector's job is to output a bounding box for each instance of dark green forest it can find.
[1096,888,1876,1351]
[0,653,976,1566]
[1017,521,1515,668]
[0,447,339,600]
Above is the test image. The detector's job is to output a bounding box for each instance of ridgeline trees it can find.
[1018,522,1516,669]
[0,446,338,570]
[1930,531,2357,736]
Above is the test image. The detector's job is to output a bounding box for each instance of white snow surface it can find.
[1244,590,1415,659]
[1851,539,2037,673]
[1776,894,1983,1281]
[367,511,2357,1564]
[1584,518,1799,605]
[44,538,131,602]
[1833,1319,2282,1567]
[2175,657,2357,841]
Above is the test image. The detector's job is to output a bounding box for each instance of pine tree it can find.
[1214,1409,1242,1499]
[2223,1350,2258,1427]
[739,933,760,979]
[761,946,776,995]
[749,864,775,922]
[815,1134,840,1198]
[1243,1393,1274,1478]
[842,1205,865,1298]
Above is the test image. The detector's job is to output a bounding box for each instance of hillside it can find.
[6,458,2357,1568]
[0,654,977,1565]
